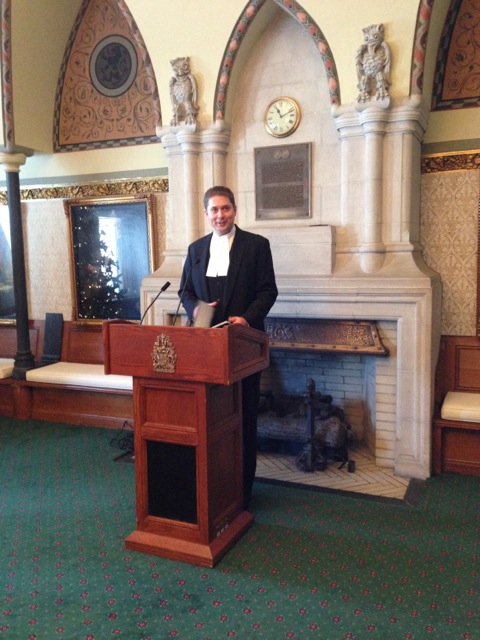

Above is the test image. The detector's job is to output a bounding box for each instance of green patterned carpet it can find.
[0,418,478,640]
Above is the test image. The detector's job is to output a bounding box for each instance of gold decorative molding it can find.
[64,193,158,322]
[421,151,480,174]
[0,177,168,206]
[265,318,388,355]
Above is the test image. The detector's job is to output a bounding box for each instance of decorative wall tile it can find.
[23,200,72,320]
[420,170,479,335]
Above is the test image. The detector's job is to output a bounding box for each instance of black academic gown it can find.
[178,225,278,505]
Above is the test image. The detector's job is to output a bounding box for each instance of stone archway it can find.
[213,0,340,122]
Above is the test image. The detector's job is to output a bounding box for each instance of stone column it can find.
[202,122,231,189]
[155,124,232,279]
[157,132,187,277]
[358,108,388,273]
[0,152,35,379]
[176,129,202,247]
[142,124,232,324]
[387,98,428,254]
[333,99,428,274]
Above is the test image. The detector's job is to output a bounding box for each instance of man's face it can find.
[205,195,236,236]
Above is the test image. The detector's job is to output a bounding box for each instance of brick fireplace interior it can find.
[259,319,396,468]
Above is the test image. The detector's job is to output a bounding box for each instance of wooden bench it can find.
[0,320,45,417]
[0,321,133,429]
[432,335,480,476]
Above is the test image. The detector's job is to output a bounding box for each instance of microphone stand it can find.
[139,281,171,325]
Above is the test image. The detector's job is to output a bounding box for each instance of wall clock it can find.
[264,97,301,138]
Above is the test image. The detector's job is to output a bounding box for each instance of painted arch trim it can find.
[213,0,341,122]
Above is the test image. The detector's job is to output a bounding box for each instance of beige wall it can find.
[2,0,480,335]
[12,0,82,153]
[129,0,421,108]
[10,0,429,183]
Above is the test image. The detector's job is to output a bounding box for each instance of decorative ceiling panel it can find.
[54,0,161,151]
[432,0,480,110]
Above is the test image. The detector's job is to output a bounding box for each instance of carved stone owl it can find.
[356,24,391,102]
[169,57,199,126]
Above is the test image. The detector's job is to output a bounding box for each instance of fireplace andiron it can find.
[296,379,354,473]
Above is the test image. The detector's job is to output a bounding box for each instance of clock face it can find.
[265,97,300,138]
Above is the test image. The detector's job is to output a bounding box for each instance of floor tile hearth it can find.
[256,440,410,500]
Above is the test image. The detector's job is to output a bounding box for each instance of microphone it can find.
[140,281,171,325]
[172,258,200,326]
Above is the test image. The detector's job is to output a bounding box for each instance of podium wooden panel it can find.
[103,321,269,567]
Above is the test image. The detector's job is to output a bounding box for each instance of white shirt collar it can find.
[206,227,236,277]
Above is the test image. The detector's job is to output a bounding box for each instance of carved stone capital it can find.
[0,152,28,173]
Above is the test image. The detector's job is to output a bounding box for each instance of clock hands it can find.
[270,104,294,119]
[280,107,294,118]
[265,98,299,136]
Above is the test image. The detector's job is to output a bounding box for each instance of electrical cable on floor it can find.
[110,420,134,460]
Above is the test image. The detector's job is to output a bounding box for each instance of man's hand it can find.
[228,316,249,327]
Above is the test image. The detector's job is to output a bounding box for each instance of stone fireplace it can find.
[142,264,441,481]
[140,106,442,481]
[139,12,442,481]
[252,272,440,481]
[260,318,390,450]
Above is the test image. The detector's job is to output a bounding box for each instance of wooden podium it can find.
[103,321,269,567]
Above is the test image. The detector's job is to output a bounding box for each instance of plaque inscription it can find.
[255,143,311,219]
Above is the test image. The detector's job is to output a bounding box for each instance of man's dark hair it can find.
[203,186,236,210]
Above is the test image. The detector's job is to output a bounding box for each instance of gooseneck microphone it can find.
[140,281,171,325]
[172,258,200,326]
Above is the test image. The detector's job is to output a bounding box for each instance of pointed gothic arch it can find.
[431,0,480,109]
[0,0,14,148]
[410,0,435,96]
[213,0,340,122]
[53,0,161,151]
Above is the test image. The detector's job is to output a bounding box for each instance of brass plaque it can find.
[255,143,311,220]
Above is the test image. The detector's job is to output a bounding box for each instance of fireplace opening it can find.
[258,377,354,472]
[258,318,397,470]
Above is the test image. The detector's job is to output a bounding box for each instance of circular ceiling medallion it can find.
[90,35,138,98]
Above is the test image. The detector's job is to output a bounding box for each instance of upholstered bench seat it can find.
[0,358,15,379]
[26,362,133,391]
[441,391,480,423]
